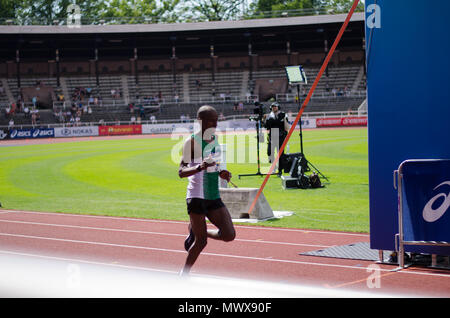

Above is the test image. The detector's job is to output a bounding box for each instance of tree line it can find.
[0,0,364,25]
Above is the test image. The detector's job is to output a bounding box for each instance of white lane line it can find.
[0,249,177,275]
[0,209,186,225]
[1,231,449,279]
[0,232,186,254]
[0,219,331,248]
[0,209,369,237]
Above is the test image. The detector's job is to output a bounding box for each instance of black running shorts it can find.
[186,198,225,215]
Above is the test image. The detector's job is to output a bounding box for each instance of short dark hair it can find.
[197,105,217,120]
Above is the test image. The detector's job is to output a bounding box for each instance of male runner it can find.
[178,105,235,276]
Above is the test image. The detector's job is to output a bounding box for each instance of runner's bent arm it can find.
[178,137,214,178]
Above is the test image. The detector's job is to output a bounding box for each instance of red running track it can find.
[0,209,449,297]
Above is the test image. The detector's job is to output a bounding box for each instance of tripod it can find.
[238,119,278,179]
[294,84,328,181]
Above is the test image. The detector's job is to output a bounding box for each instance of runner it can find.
[178,105,236,276]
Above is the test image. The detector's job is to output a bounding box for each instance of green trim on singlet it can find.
[193,133,220,200]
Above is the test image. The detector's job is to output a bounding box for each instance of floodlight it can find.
[285,65,307,85]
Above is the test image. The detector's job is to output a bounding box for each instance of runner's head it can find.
[197,105,218,138]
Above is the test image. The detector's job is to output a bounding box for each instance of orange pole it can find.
[246,0,361,215]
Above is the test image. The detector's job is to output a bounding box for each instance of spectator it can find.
[111,88,120,99]
[139,105,145,119]
[8,118,14,129]
[32,96,37,108]
[23,105,30,117]
[301,87,307,97]
[31,108,38,125]
[58,109,65,123]
[18,98,24,113]
[245,91,251,103]
[71,103,77,115]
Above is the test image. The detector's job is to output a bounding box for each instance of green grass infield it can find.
[0,127,369,233]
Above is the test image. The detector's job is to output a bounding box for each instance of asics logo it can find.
[422,181,450,222]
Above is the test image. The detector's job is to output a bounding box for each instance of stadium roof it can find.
[0,13,364,34]
[0,13,365,61]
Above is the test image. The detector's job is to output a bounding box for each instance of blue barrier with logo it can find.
[9,128,55,139]
[400,160,450,243]
[366,0,450,255]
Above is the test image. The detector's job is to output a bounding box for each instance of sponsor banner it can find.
[226,119,257,131]
[0,129,8,140]
[9,128,55,139]
[143,118,315,135]
[316,116,367,127]
[54,126,99,138]
[287,116,317,129]
[142,116,364,136]
[142,123,197,134]
[342,117,368,126]
[400,160,450,243]
[99,125,142,136]
[143,120,266,134]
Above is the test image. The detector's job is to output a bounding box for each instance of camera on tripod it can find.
[249,101,265,122]
[281,153,323,189]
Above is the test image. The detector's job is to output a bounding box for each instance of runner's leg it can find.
[181,213,208,275]
[206,206,236,242]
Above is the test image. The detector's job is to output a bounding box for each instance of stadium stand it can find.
[0,62,366,127]
[0,14,367,128]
